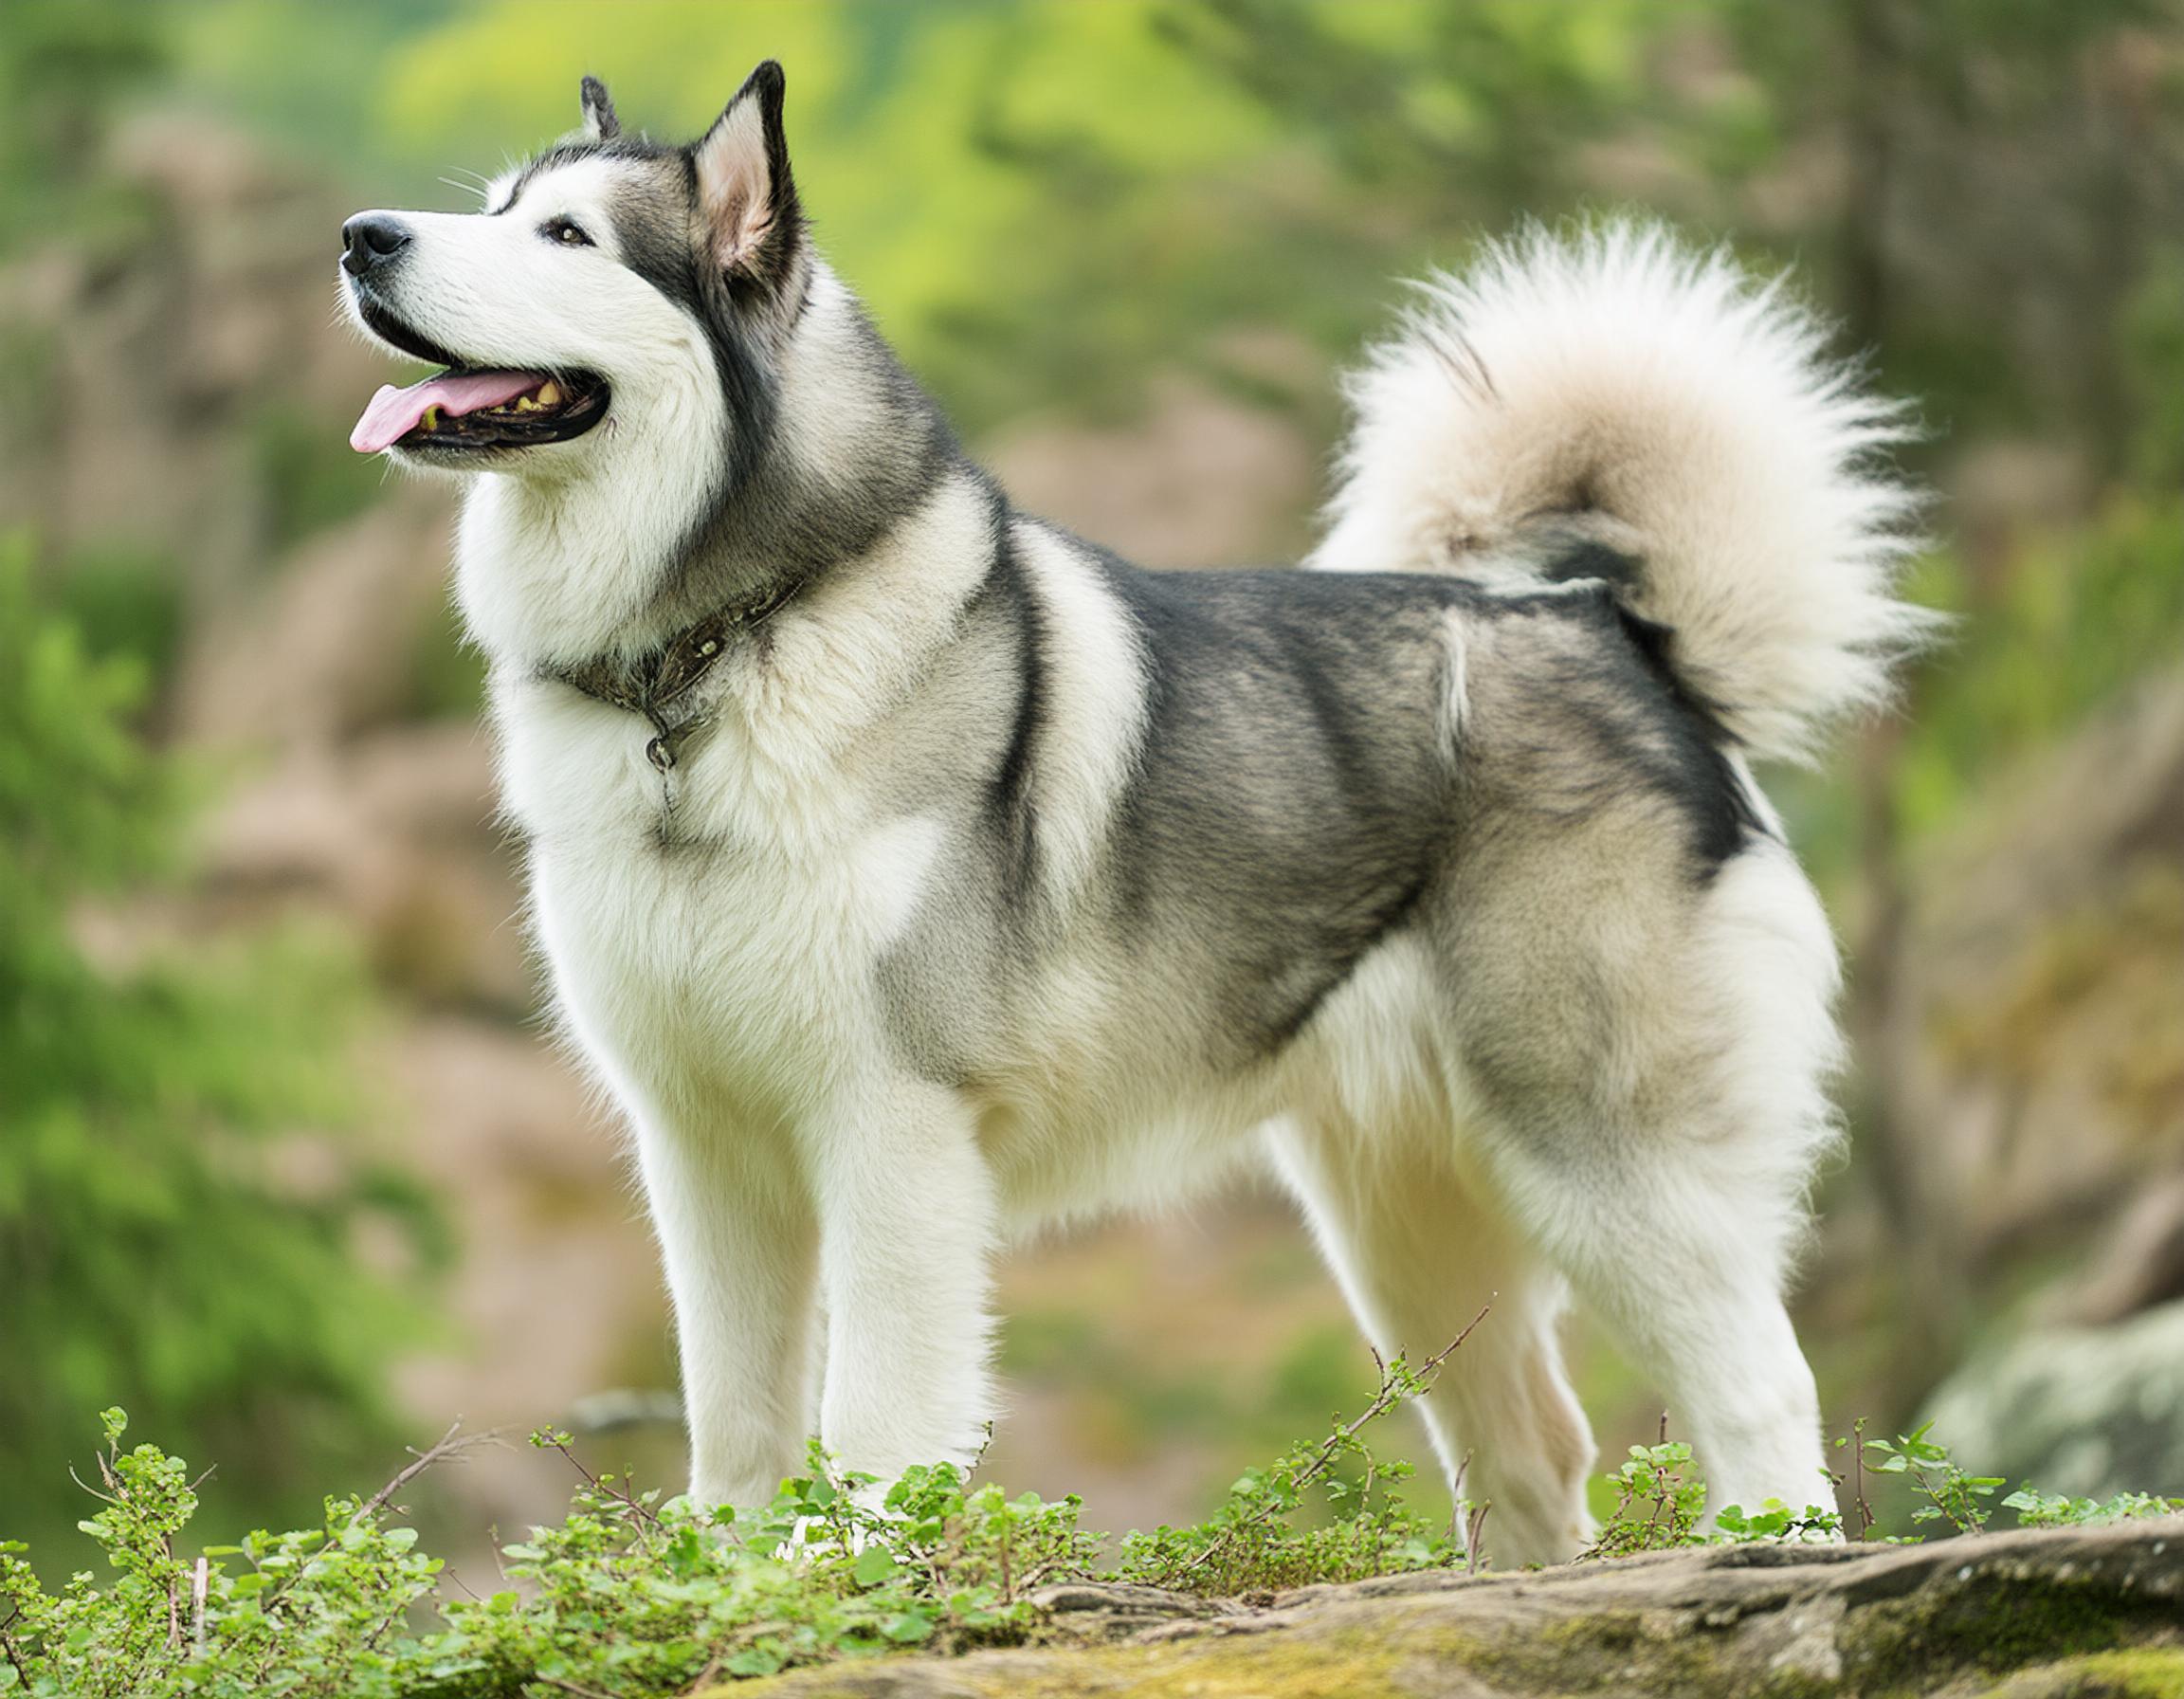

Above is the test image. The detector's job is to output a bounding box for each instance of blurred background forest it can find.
[5,0,2182,1583]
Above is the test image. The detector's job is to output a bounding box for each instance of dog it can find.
[340,62,1929,1566]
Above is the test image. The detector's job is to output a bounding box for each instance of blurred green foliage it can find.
[39,544,187,707]
[1899,493,2184,841]
[0,0,162,256]
[0,540,446,1562]
[246,408,389,558]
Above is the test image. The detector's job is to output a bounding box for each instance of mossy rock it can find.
[714,1518,2184,1696]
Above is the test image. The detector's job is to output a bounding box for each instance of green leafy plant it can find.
[1113,1318,1483,1592]
[0,1411,1085,1698]
[423,1438,1077,1692]
[9,1395,2179,1695]
[1711,1499,1845,1544]
[1586,1452,1843,1557]
[1586,1418,1846,1558]
[0,1334,1483,1695]
[1864,1420,2007,1536]
[2001,1486,2184,1529]
[0,1407,441,1699]
[1585,1436,1709,1558]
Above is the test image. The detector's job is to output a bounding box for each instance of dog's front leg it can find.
[631,1110,820,1514]
[812,1078,996,1486]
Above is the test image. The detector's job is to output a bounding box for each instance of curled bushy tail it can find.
[1314,221,1937,762]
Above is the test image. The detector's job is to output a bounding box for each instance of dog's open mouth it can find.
[348,291,609,455]
[350,366,609,455]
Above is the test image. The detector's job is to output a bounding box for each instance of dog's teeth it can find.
[515,395,538,412]
[420,406,441,431]
[536,380,562,408]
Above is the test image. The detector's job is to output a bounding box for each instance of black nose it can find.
[340,213,411,278]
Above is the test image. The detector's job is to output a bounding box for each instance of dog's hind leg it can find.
[1455,844,1846,1529]
[1497,1142,1833,1529]
[1267,1117,1596,1568]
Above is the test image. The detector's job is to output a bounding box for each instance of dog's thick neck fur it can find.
[458,262,962,675]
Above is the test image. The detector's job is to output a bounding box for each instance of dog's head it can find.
[339,63,804,481]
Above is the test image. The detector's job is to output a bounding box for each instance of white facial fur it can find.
[343,156,732,665]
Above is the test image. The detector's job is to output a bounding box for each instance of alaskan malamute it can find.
[342,64,1927,1564]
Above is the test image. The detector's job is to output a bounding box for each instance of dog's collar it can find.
[545,575,800,772]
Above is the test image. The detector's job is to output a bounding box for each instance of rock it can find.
[200,723,531,1012]
[1922,1302,2184,1501]
[714,1518,2184,1696]
[2055,1178,2184,1327]
[1887,667,2184,1259]
[175,487,457,749]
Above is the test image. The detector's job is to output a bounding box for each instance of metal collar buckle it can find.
[546,575,801,771]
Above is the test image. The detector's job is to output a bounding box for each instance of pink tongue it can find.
[350,369,546,453]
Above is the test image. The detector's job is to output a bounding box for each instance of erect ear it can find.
[691,60,801,287]
[579,75,619,142]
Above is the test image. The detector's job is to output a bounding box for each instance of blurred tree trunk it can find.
[2082,34,2153,483]
[1836,0,1969,1373]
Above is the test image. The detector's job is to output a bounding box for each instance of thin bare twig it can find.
[1173,1301,1491,1581]
[678,1650,729,1696]
[360,1419,494,1520]
[66,1464,116,1506]
[536,1676,618,1699]
[251,1422,497,1628]
[1464,1499,1492,1573]
[1,1634,31,1691]
[1449,1447,1473,1550]
[1,1606,34,1691]
[443,1563,484,1602]
[1851,1418,1876,1540]
[537,1430,662,1535]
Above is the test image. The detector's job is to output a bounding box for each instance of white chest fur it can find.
[497,672,948,1121]
[468,462,998,1105]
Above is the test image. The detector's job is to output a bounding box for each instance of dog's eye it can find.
[540,217,593,248]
